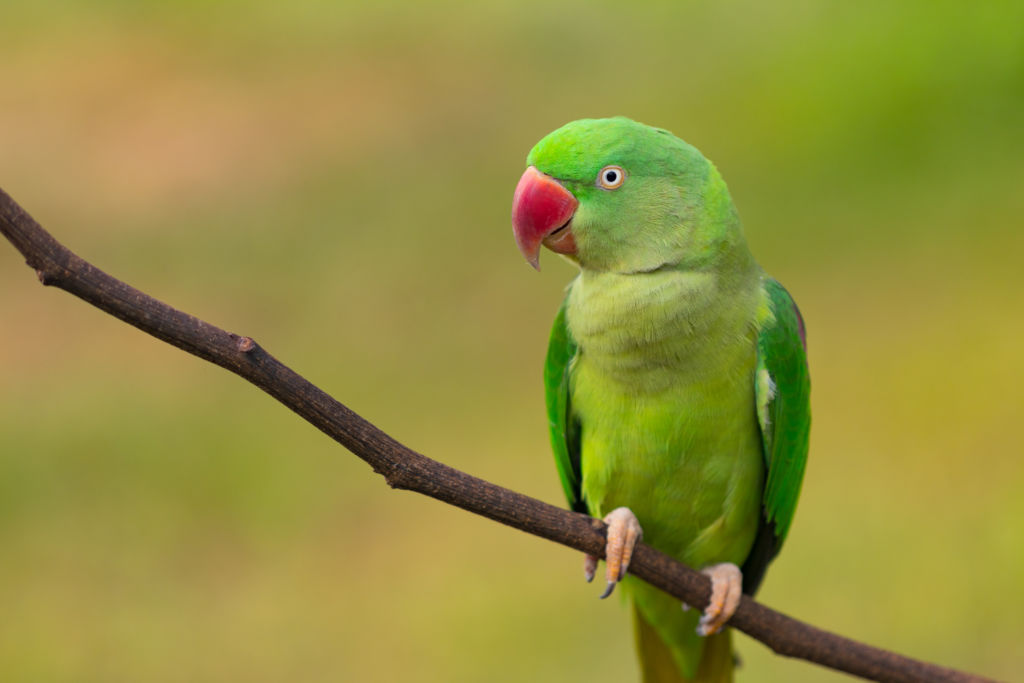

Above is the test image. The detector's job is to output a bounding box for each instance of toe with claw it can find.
[591,507,643,599]
[692,562,743,636]
[583,553,598,583]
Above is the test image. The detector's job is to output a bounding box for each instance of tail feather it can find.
[634,606,733,683]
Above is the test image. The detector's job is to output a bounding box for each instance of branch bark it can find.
[0,187,998,683]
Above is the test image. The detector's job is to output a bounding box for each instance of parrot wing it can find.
[742,278,811,594]
[543,295,587,513]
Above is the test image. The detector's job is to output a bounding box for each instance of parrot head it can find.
[511,117,742,273]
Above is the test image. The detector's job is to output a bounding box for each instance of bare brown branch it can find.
[0,187,999,683]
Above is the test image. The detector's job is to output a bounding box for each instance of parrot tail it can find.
[634,606,734,683]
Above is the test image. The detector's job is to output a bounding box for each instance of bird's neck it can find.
[566,257,761,391]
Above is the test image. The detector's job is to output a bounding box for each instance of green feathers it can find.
[757,279,810,546]
[543,297,583,513]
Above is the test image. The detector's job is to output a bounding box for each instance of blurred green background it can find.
[1,1,1022,681]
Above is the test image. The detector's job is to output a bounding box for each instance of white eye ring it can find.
[597,165,626,190]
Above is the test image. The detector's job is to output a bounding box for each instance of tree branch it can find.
[0,186,997,683]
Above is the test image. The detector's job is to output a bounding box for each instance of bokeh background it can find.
[1,2,1022,681]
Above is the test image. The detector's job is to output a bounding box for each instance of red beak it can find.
[511,166,578,269]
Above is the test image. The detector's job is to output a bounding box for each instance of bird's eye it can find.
[597,165,626,190]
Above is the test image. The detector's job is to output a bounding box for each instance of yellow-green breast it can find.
[567,265,765,569]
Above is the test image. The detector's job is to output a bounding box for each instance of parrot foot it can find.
[587,507,643,600]
[685,562,743,636]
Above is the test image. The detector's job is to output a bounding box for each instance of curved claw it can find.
[583,554,598,583]
[597,507,643,599]
[694,562,743,636]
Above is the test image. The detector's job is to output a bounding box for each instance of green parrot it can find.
[510,117,810,683]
